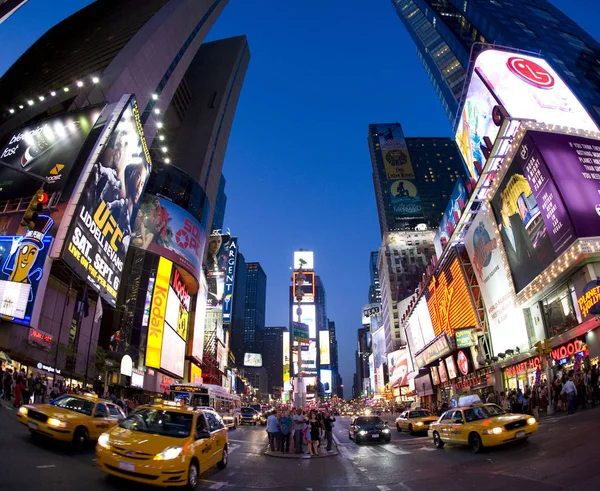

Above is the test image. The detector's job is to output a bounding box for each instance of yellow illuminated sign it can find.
[145,257,172,368]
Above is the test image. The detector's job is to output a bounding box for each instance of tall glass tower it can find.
[391,0,600,127]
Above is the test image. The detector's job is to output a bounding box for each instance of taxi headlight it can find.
[154,446,184,461]
[527,417,536,425]
[253,415,258,419]
[98,432,110,449]
[47,418,69,428]
[485,427,503,435]
[18,407,28,416]
[382,428,390,433]
[416,422,424,426]
[358,430,368,436]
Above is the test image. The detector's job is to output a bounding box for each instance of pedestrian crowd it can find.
[265,407,336,456]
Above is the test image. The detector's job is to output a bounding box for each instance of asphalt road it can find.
[1,400,599,491]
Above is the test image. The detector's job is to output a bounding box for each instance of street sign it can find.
[293,321,309,344]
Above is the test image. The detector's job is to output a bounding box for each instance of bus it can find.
[169,384,241,429]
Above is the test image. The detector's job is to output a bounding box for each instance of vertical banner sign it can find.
[62,96,152,306]
[145,257,172,369]
[222,238,238,322]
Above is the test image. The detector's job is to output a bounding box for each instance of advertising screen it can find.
[145,257,172,369]
[191,274,207,360]
[0,107,102,201]
[431,366,440,386]
[416,298,436,347]
[424,254,478,337]
[387,348,409,388]
[132,193,205,280]
[445,356,458,380]
[438,360,448,383]
[206,233,237,310]
[406,314,425,355]
[283,331,291,390]
[221,237,238,322]
[475,50,597,133]
[293,271,315,303]
[243,353,263,367]
[389,179,423,217]
[434,178,468,257]
[293,304,316,339]
[0,217,52,324]
[455,71,503,179]
[319,330,330,365]
[464,208,528,352]
[320,369,332,394]
[376,124,415,178]
[294,251,314,270]
[160,323,185,378]
[62,96,151,306]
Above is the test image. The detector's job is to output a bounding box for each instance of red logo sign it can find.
[174,218,202,254]
[457,350,469,376]
[507,57,555,89]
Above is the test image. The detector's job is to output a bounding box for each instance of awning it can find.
[0,351,12,364]
[407,371,420,381]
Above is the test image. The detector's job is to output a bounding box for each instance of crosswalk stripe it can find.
[380,445,411,455]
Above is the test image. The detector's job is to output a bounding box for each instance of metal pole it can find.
[83,299,97,388]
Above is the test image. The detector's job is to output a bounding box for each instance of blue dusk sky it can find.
[0,0,598,399]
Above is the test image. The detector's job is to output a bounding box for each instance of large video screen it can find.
[161,323,185,378]
[244,353,263,367]
[62,96,151,306]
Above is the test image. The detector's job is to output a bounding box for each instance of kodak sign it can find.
[145,257,173,368]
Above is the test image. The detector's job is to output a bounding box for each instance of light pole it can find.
[295,265,306,409]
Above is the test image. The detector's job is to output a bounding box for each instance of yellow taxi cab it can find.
[96,401,228,489]
[17,393,125,448]
[429,396,538,453]
[395,409,439,434]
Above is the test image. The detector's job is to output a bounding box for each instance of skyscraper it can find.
[262,326,287,396]
[368,123,466,235]
[391,0,600,126]
[229,252,247,364]
[368,251,381,304]
[243,262,267,352]
[212,174,227,233]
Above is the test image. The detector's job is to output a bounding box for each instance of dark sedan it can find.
[348,416,391,444]
[240,407,259,425]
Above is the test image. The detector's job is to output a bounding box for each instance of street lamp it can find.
[294,265,306,409]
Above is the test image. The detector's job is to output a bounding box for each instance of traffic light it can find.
[534,341,543,358]
[20,188,47,230]
[543,339,552,356]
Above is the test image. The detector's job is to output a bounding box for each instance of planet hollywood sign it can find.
[504,339,586,377]
[446,366,493,390]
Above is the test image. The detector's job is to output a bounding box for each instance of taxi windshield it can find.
[463,405,506,422]
[410,411,431,418]
[119,408,193,438]
[53,396,95,416]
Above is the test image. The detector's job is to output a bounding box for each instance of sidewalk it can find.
[264,443,339,459]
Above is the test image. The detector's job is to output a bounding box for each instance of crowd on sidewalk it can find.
[265,408,336,456]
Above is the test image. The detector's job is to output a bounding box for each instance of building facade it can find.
[369,251,381,304]
[368,123,466,235]
[243,262,267,352]
[262,326,286,397]
[378,230,436,353]
[391,0,600,126]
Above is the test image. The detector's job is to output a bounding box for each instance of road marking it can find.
[36,465,55,469]
[380,445,411,455]
[377,486,391,491]
[418,446,437,452]
[228,443,240,453]
[209,483,226,490]
[358,467,367,472]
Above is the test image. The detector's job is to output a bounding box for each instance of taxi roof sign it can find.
[458,395,482,407]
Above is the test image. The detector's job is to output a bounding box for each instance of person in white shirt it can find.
[561,375,577,415]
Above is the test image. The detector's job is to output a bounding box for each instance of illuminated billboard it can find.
[433,177,469,257]
[455,49,598,180]
[206,233,237,312]
[132,193,206,280]
[320,369,332,394]
[0,107,102,201]
[445,356,457,380]
[294,251,314,270]
[145,257,172,369]
[424,253,478,337]
[293,271,315,303]
[191,274,207,361]
[283,331,291,390]
[0,216,52,324]
[161,321,185,378]
[389,179,423,217]
[293,303,316,339]
[416,298,435,347]
[464,207,528,353]
[319,330,330,365]
[62,96,151,307]
[243,353,263,367]
[387,348,409,388]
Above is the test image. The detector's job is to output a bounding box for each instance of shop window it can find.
[540,283,579,337]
